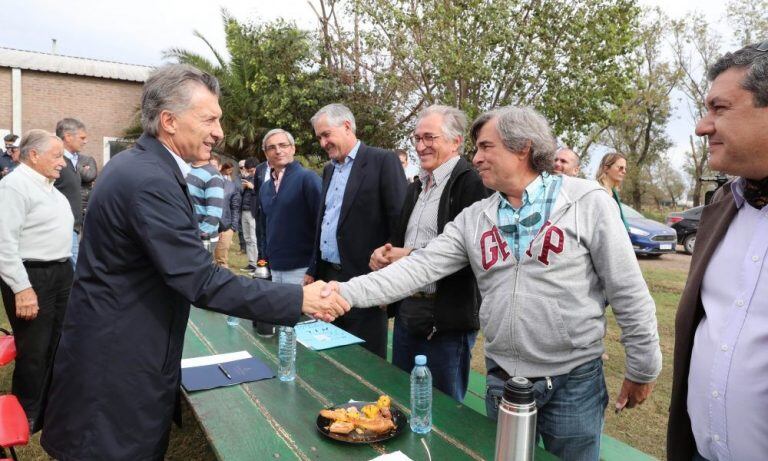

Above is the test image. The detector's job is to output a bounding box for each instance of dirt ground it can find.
[636,247,693,272]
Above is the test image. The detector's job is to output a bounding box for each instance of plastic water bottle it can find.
[278,326,296,381]
[226,315,240,327]
[410,354,432,434]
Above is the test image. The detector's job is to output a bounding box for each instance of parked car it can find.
[666,205,703,254]
[621,203,678,256]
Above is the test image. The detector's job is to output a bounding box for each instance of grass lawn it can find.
[1,241,684,460]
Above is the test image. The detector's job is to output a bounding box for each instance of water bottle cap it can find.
[503,377,534,404]
[414,355,427,366]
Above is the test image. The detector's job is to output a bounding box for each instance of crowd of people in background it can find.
[0,39,766,461]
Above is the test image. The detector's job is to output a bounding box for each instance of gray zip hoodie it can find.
[340,176,661,383]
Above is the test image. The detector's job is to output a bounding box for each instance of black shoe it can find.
[241,264,256,271]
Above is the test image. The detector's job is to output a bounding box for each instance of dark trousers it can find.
[318,261,388,358]
[391,302,477,402]
[0,260,73,429]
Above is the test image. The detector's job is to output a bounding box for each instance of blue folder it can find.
[181,357,275,392]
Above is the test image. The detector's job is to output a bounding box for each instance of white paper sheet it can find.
[180,350,252,368]
[368,452,414,461]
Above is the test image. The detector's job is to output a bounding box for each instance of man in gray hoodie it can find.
[326,106,661,461]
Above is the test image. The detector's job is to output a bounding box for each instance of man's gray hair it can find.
[262,128,296,151]
[20,129,59,160]
[470,106,557,174]
[55,118,86,138]
[310,103,356,134]
[415,104,468,153]
[141,64,220,137]
[709,42,768,107]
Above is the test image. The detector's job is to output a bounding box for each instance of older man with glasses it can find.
[257,129,322,285]
[367,105,488,402]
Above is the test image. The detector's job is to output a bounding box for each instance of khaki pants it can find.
[214,229,234,268]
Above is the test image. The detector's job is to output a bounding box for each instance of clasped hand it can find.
[369,243,411,271]
[301,281,350,322]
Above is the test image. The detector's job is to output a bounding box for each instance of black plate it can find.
[316,401,407,444]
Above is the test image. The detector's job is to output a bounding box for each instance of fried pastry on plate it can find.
[355,416,396,434]
[328,421,356,434]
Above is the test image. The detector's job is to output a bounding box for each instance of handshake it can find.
[300,280,348,323]
[298,243,414,322]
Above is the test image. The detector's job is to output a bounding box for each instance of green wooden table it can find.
[182,308,557,460]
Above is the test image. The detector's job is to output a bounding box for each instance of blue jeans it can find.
[392,312,477,402]
[485,357,608,461]
[271,267,308,285]
[70,231,79,270]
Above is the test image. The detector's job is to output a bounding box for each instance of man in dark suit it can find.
[40,64,349,461]
[668,42,768,461]
[77,153,98,213]
[307,103,407,358]
[54,118,86,269]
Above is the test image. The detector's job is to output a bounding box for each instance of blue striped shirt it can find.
[498,172,562,261]
[320,141,361,264]
[186,164,224,239]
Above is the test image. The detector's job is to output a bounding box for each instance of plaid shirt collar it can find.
[499,172,554,211]
[497,172,562,260]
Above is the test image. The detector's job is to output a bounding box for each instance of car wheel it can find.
[683,233,696,255]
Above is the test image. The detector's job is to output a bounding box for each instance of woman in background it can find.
[596,152,629,230]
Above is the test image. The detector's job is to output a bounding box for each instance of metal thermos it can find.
[494,377,537,461]
[252,264,270,279]
[252,261,274,336]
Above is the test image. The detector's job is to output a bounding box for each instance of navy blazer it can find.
[308,143,406,281]
[41,134,303,461]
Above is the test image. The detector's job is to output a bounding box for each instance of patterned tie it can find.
[743,176,768,209]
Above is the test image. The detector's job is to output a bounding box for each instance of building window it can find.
[103,137,133,164]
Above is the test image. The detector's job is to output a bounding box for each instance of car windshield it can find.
[620,203,645,219]
[683,206,704,219]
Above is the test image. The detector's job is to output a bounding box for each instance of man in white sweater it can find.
[0,129,74,432]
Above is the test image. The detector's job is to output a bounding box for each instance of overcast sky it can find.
[1,0,739,174]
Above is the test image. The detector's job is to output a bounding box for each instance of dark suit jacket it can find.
[307,143,407,281]
[41,134,302,461]
[667,182,738,460]
[53,157,82,232]
[77,154,98,211]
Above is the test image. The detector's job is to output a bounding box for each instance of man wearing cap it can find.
[0,134,20,179]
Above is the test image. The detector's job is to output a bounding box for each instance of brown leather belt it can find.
[410,291,436,300]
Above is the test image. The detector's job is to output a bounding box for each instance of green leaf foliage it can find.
[164,9,402,166]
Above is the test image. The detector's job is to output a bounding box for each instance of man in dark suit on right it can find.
[668,41,768,461]
[307,103,407,358]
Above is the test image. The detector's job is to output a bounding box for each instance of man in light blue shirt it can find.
[318,139,361,264]
[308,103,407,358]
[669,40,768,461]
